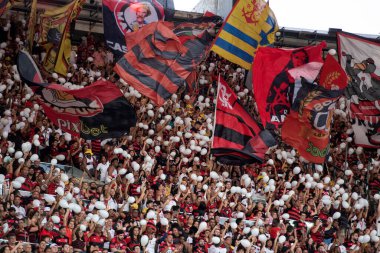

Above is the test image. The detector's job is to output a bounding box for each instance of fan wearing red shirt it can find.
[110,230,128,252]
[269,219,282,239]
[39,220,59,241]
[46,175,61,195]
[125,226,141,250]
[85,225,107,249]
[53,226,70,246]
[159,233,176,253]
[181,196,198,214]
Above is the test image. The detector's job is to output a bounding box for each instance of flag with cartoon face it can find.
[338,32,380,147]
[17,51,137,140]
[102,0,167,57]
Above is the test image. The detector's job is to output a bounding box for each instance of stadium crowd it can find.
[0,13,379,253]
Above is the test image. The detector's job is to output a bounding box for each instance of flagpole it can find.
[210,74,221,151]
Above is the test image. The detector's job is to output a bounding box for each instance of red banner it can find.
[282,55,348,163]
[253,42,326,130]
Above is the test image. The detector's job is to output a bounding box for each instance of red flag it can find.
[114,21,213,105]
[281,55,348,163]
[253,42,326,130]
[211,77,276,165]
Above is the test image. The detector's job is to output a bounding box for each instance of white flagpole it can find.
[210,74,221,150]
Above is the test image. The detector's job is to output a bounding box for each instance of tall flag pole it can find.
[211,74,221,149]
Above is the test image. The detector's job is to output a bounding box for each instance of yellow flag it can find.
[27,0,38,52]
[54,31,72,76]
[211,0,278,69]
[40,0,84,75]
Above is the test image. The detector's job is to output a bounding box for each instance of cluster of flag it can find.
[206,1,380,164]
[4,0,378,162]
[106,0,279,163]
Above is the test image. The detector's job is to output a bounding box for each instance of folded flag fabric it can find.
[17,50,137,140]
[114,21,213,106]
[211,77,276,165]
[282,55,348,163]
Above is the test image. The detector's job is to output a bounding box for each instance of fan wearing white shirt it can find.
[96,155,110,182]
[11,196,26,219]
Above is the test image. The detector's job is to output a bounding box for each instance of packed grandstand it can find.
[0,0,379,253]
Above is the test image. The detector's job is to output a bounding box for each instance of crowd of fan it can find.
[0,14,379,253]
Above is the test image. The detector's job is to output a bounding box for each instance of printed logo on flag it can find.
[114,1,162,33]
[218,84,233,109]
[241,0,266,24]
[40,89,104,117]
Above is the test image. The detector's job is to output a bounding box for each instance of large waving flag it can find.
[17,51,137,140]
[102,0,165,58]
[114,21,213,106]
[253,42,326,130]
[210,0,278,69]
[282,55,348,163]
[40,0,85,75]
[337,32,380,147]
[211,77,276,165]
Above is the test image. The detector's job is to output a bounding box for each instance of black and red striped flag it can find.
[211,78,276,165]
[114,21,213,106]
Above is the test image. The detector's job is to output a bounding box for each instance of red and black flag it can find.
[282,55,348,163]
[253,42,326,130]
[114,21,213,106]
[17,51,137,140]
[211,77,276,165]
